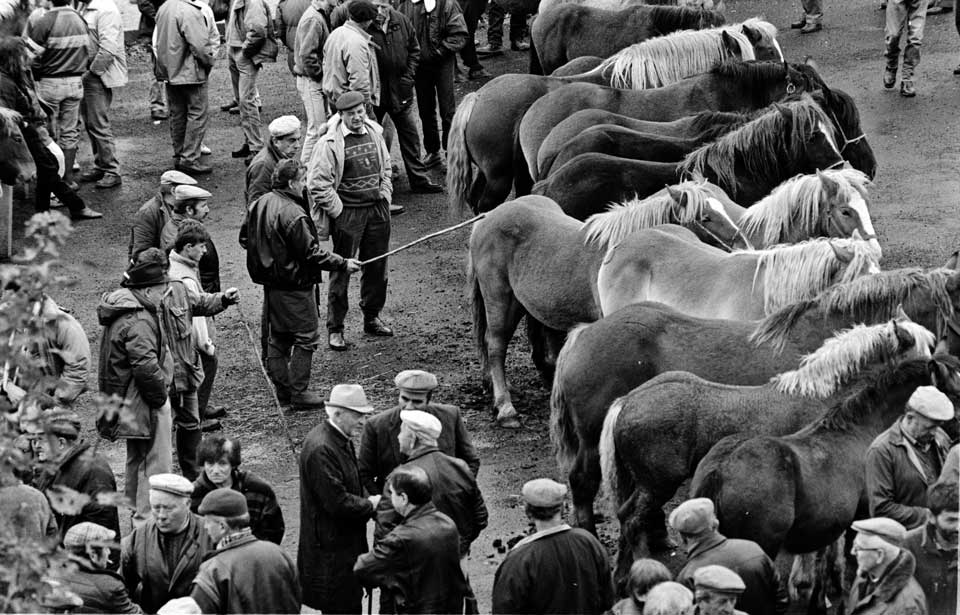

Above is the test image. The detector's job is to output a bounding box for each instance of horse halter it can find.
[826,108,867,153]
[688,218,746,253]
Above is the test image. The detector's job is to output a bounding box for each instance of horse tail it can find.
[691,460,724,518]
[550,322,590,475]
[466,248,489,375]
[599,395,627,514]
[448,92,478,217]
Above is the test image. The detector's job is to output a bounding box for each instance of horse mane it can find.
[687,109,755,140]
[710,58,826,92]
[581,181,716,250]
[679,95,835,197]
[648,5,726,30]
[771,320,934,398]
[753,237,878,314]
[739,169,871,246]
[0,107,22,139]
[751,268,956,348]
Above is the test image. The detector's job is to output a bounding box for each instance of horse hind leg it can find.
[468,173,487,213]
[569,444,604,533]
[480,285,526,428]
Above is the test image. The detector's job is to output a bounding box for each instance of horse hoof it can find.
[497,416,522,429]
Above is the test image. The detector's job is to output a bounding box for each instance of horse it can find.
[469,184,744,428]
[549,267,960,536]
[0,108,36,186]
[536,0,725,20]
[597,321,938,584]
[533,97,850,212]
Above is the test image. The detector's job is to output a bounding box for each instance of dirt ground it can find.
[11,0,960,611]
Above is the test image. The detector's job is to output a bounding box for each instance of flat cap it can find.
[198,488,248,517]
[63,521,116,548]
[400,410,442,440]
[268,115,301,137]
[852,517,907,547]
[149,473,194,498]
[348,0,377,21]
[669,498,717,535]
[521,478,567,507]
[395,369,438,393]
[327,383,375,414]
[43,408,82,439]
[335,91,365,111]
[158,597,201,615]
[906,386,954,421]
[693,565,746,594]
[173,185,212,202]
[160,170,198,186]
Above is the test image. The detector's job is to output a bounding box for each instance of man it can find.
[369,0,443,196]
[321,1,380,108]
[397,0,466,168]
[154,0,218,175]
[790,0,823,34]
[185,488,300,613]
[245,160,360,408]
[866,385,953,529]
[245,115,302,206]
[904,481,957,615]
[848,517,928,614]
[355,466,468,614]
[309,91,393,350]
[938,443,958,485]
[882,0,930,96]
[121,473,213,613]
[277,0,310,77]
[298,383,380,614]
[360,369,479,495]
[455,0,490,80]
[190,435,285,544]
[30,408,120,539]
[477,0,529,55]
[77,0,127,189]
[225,0,277,159]
[671,497,789,615]
[608,559,672,615]
[294,0,332,165]
[492,478,614,614]
[689,565,749,615]
[137,0,168,121]
[57,522,142,614]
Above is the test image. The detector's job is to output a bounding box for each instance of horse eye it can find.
[841,209,852,217]
[703,215,711,221]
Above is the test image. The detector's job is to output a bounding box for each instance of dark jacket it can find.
[244,141,282,207]
[137,0,164,29]
[866,419,951,529]
[396,0,466,65]
[359,402,480,495]
[33,439,120,540]
[276,0,309,74]
[298,420,375,610]
[374,446,487,556]
[56,556,142,614]
[355,502,467,614]
[244,187,347,290]
[121,513,213,614]
[904,523,957,615]
[677,533,789,615]
[293,3,330,79]
[846,550,928,615]
[190,532,301,614]
[190,469,285,545]
[492,525,614,615]
[367,8,419,114]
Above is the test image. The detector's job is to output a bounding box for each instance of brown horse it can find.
[0,108,36,187]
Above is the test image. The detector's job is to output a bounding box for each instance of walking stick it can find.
[357,213,486,267]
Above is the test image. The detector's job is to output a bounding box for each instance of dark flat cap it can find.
[198,488,248,517]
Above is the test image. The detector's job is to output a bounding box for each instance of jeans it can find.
[297,75,328,165]
[36,76,83,150]
[374,103,432,186]
[167,82,209,165]
[885,0,929,79]
[125,402,173,518]
[80,73,120,176]
[229,48,265,150]
[415,58,456,154]
[801,0,823,24]
[487,0,528,46]
[327,202,391,332]
[457,0,487,70]
[150,81,168,117]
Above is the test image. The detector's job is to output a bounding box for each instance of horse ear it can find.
[740,24,761,44]
[892,320,916,350]
[665,185,687,208]
[944,250,960,270]
[721,30,738,51]
[894,303,910,321]
[829,241,854,263]
[817,169,841,199]
[928,359,943,389]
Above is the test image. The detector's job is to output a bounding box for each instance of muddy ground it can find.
[11,0,960,610]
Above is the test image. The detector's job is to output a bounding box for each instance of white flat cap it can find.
[268,115,302,137]
[906,386,954,421]
[173,185,212,202]
[149,473,194,497]
[160,170,198,186]
[400,410,442,440]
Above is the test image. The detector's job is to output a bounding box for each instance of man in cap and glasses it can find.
[689,565,749,615]
[245,115,303,207]
[866,385,955,529]
[298,383,381,614]
[848,517,927,614]
[57,522,141,614]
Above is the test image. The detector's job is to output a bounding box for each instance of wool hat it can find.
[148,473,194,498]
[160,170,198,186]
[122,258,169,288]
[906,386,954,421]
[335,91,365,111]
[326,383,375,414]
[198,487,248,517]
[521,478,567,507]
[693,565,746,594]
[268,115,301,138]
[395,370,439,393]
[348,0,377,22]
[173,185,212,202]
[669,498,717,535]
[400,410,442,440]
[63,521,117,548]
[852,517,907,547]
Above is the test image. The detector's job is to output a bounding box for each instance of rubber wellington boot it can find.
[176,428,203,481]
[289,347,325,410]
[265,353,292,404]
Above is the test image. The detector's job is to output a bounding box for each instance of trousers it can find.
[801,0,823,24]
[36,76,83,150]
[125,402,173,518]
[327,202,391,332]
[297,75,328,165]
[228,48,265,150]
[374,102,432,186]
[80,73,120,176]
[415,58,456,154]
[885,0,929,78]
[166,82,209,165]
[487,0,528,46]
[457,0,487,70]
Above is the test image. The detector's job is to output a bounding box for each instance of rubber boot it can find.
[265,352,292,404]
[175,428,202,481]
[289,347,324,409]
[62,147,79,191]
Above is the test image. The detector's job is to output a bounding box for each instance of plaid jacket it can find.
[190,470,285,545]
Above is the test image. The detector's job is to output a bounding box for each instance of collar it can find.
[403,501,438,523]
[340,121,368,137]
[855,551,918,605]
[686,532,726,559]
[403,445,440,462]
[345,20,372,40]
[924,522,960,555]
[512,523,572,550]
[216,527,254,551]
[56,439,89,468]
[169,251,199,269]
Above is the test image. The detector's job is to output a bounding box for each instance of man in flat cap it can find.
[57,522,142,614]
[904,481,957,615]
[689,565,748,615]
[121,473,213,613]
[492,478,613,614]
[298,383,381,613]
[245,115,303,207]
[848,517,928,615]
[866,385,954,529]
[360,369,479,495]
[322,1,380,108]
[309,90,394,350]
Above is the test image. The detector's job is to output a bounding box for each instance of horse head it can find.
[814,86,878,180]
[739,19,783,62]
[665,181,751,251]
[816,169,881,258]
[0,108,35,185]
[828,233,882,279]
[928,354,960,409]
[936,270,960,357]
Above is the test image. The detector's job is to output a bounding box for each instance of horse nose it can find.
[868,238,883,261]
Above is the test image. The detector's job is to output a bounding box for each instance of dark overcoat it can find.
[904,523,957,615]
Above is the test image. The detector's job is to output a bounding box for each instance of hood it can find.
[97,287,161,326]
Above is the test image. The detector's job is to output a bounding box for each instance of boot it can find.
[289,347,324,410]
[176,428,202,481]
[265,353,293,404]
[61,147,79,191]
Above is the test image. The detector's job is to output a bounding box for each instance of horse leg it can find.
[468,173,487,213]
[512,138,535,197]
[542,327,567,379]
[614,488,645,595]
[483,291,525,429]
[789,552,816,607]
[477,171,515,213]
[525,316,552,385]
[569,444,602,533]
[644,482,678,553]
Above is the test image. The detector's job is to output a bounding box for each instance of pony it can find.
[468,186,743,428]
[536,0,725,21]
[0,108,35,186]
[598,321,938,584]
[548,266,960,536]
[596,229,881,320]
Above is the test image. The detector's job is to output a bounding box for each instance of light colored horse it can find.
[596,229,882,319]
[538,0,724,15]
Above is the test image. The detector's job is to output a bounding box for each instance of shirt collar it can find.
[340,121,368,137]
[511,523,572,550]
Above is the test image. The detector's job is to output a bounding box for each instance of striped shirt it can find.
[28,6,90,78]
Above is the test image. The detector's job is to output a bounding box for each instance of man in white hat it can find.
[359,369,479,495]
[57,522,141,613]
[866,385,954,529]
[129,170,199,264]
[689,565,748,615]
[847,517,927,615]
[245,115,303,206]
[298,383,381,614]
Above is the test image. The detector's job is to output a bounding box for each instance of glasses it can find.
[851,545,882,555]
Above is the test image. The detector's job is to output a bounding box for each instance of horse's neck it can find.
[793,288,941,341]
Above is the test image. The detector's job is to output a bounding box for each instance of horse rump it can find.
[447,92,479,217]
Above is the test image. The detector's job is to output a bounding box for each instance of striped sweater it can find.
[28,6,90,78]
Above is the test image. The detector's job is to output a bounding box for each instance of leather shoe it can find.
[364,317,394,337]
[389,203,406,215]
[469,67,492,80]
[328,332,348,351]
[176,162,213,175]
[411,180,443,194]
[799,22,822,33]
[883,68,897,89]
[205,406,228,419]
[95,174,122,189]
[220,101,238,112]
[232,144,252,158]
[78,168,104,183]
[71,207,103,220]
[476,44,504,57]
[900,79,917,97]
[790,17,806,28]
[291,391,326,410]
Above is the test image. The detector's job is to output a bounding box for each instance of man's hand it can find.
[368,494,382,507]
[223,288,240,304]
[345,259,362,273]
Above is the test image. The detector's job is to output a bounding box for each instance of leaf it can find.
[45,485,90,515]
